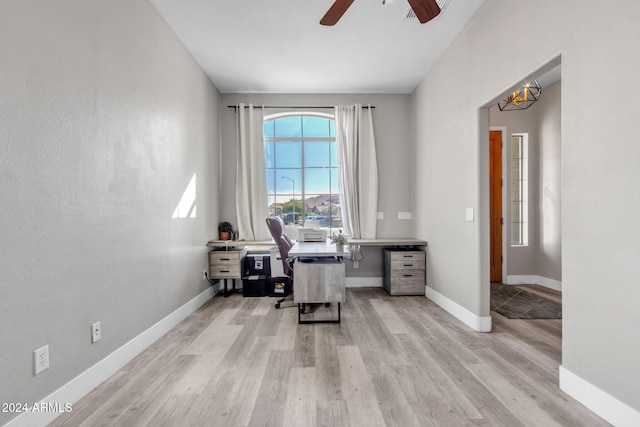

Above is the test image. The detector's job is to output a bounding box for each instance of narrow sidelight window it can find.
[511,134,528,246]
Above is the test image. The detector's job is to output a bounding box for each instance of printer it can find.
[297,227,328,242]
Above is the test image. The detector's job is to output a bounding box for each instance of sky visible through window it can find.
[264,115,341,228]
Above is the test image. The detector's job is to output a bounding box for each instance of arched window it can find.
[263,113,342,231]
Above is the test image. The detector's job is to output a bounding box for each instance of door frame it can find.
[490,126,508,283]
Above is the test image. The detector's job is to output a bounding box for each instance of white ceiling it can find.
[150,0,485,94]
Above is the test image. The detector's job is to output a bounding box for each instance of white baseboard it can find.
[425,286,492,332]
[559,365,640,427]
[505,275,562,292]
[345,277,383,288]
[6,286,215,427]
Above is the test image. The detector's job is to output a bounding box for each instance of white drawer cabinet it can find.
[383,249,426,295]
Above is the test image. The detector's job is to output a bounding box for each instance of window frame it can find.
[263,112,341,231]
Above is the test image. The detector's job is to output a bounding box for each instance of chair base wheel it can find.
[275,303,281,309]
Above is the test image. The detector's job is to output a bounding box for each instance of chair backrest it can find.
[265,216,293,278]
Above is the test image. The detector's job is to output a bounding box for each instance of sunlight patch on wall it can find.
[172,173,197,218]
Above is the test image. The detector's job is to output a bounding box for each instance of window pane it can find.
[263,120,275,138]
[267,194,277,216]
[304,194,342,225]
[305,193,324,213]
[511,201,521,222]
[266,169,275,194]
[275,141,301,168]
[511,180,521,201]
[511,158,521,180]
[264,141,274,168]
[305,168,331,194]
[511,224,522,246]
[510,134,528,246]
[276,170,302,195]
[275,116,302,137]
[511,137,520,158]
[302,116,331,137]
[329,120,335,137]
[331,167,339,190]
[329,200,343,228]
[330,141,337,167]
[304,142,331,167]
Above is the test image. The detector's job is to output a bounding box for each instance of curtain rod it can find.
[227,105,375,110]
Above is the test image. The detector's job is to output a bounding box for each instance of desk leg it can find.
[223,279,238,298]
[298,302,341,324]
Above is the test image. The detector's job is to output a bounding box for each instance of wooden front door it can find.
[490,130,503,282]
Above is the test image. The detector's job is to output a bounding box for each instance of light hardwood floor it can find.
[50,287,609,427]
[510,283,563,304]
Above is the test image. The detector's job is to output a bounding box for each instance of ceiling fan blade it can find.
[407,0,441,24]
[320,0,355,26]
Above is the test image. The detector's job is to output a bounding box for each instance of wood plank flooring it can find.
[49,287,609,427]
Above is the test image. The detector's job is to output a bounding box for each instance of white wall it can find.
[412,0,640,419]
[536,81,562,283]
[0,1,221,424]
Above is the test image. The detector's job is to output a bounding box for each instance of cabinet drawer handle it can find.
[402,255,414,258]
[221,269,230,273]
[403,274,414,277]
[403,264,414,267]
[220,258,231,261]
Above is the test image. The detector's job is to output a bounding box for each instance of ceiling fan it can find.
[320,0,441,26]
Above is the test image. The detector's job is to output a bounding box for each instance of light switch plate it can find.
[466,207,474,222]
[92,322,102,343]
[398,212,412,220]
[377,212,384,220]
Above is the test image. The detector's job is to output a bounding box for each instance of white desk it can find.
[348,238,427,296]
[348,238,427,247]
[207,239,276,248]
[289,241,346,323]
[289,241,349,257]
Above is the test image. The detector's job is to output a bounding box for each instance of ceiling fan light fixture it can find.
[498,80,543,111]
[407,0,441,23]
[322,0,446,26]
[405,0,449,20]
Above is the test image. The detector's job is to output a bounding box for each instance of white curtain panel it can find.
[335,104,378,239]
[235,103,270,241]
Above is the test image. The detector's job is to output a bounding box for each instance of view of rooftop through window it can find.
[264,114,342,231]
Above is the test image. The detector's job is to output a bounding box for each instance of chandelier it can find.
[498,80,542,111]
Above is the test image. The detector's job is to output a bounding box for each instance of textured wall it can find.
[0,1,221,424]
[413,0,640,414]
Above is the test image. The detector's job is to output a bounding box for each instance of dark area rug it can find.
[490,283,562,319]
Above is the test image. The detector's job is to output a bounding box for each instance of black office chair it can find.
[265,216,295,309]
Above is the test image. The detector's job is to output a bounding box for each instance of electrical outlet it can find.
[92,321,101,343]
[202,269,208,280]
[354,261,359,268]
[34,345,49,375]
